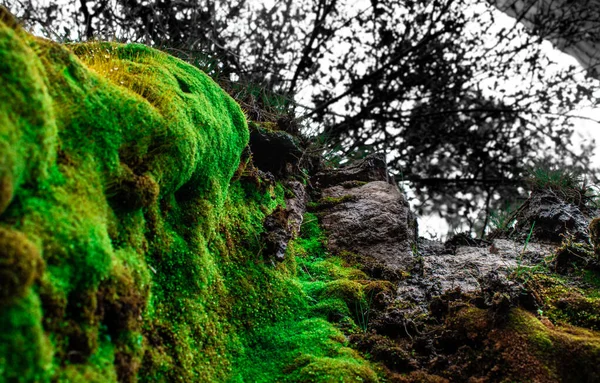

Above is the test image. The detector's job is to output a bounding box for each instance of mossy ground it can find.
[356,265,600,382]
[0,12,378,382]
[230,213,380,382]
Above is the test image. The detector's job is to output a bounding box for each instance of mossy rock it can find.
[286,353,379,383]
[1,11,380,382]
[0,12,246,381]
[0,227,44,303]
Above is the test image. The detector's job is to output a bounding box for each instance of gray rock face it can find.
[417,239,554,295]
[392,237,555,325]
[515,190,592,243]
[313,152,390,188]
[285,180,307,237]
[319,181,417,270]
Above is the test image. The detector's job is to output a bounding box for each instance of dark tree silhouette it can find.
[5,0,599,235]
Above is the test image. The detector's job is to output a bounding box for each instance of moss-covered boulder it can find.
[0,9,379,383]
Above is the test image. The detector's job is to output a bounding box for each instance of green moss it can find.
[316,195,357,209]
[230,318,377,383]
[527,274,600,330]
[229,211,380,381]
[0,291,52,382]
[0,15,378,383]
[286,352,379,383]
[0,227,44,302]
[323,279,365,303]
[504,309,600,382]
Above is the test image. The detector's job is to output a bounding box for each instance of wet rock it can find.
[313,152,391,188]
[249,124,303,177]
[515,189,591,243]
[263,182,308,261]
[319,181,417,271]
[393,238,553,318]
[418,239,552,295]
[285,180,307,237]
[263,206,291,261]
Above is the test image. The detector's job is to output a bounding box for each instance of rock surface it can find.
[319,181,417,270]
[313,152,391,188]
[515,189,593,242]
[263,180,307,261]
[285,180,307,237]
[330,177,600,382]
[418,238,554,295]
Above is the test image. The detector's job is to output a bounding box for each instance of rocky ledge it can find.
[306,153,600,382]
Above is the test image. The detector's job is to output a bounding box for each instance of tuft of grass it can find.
[527,167,582,192]
[526,167,598,208]
[510,222,545,283]
[489,203,517,233]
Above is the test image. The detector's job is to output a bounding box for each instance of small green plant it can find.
[526,167,599,208]
[521,221,535,254]
[489,203,517,233]
[354,288,375,333]
[527,167,582,192]
[510,222,538,282]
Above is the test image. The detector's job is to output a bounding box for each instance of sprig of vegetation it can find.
[488,202,519,236]
[510,222,539,282]
[526,167,599,208]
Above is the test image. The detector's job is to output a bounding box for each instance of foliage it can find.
[4,0,599,233]
[527,167,584,192]
[523,166,600,212]
[487,202,517,233]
